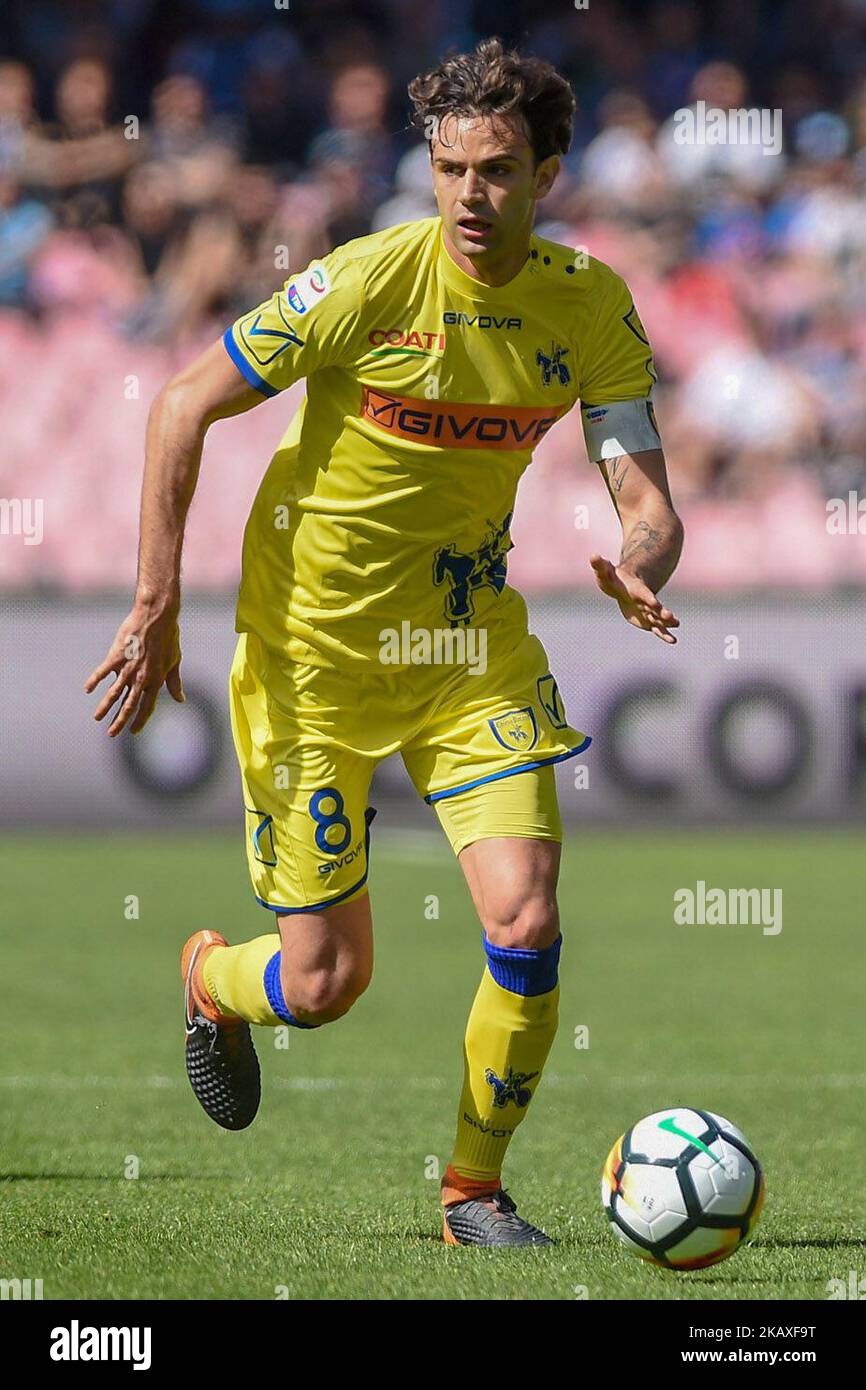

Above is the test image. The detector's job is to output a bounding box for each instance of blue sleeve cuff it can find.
[222,327,280,398]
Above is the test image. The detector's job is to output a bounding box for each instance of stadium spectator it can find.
[0,59,37,175]
[23,58,137,224]
[308,62,396,218]
[148,74,238,209]
[117,159,240,342]
[239,29,327,171]
[580,89,670,213]
[656,62,786,192]
[0,168,53,306]
[224,163,288,311]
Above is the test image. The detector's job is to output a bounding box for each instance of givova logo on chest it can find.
[360,387,568,450]
[443,312,522,329]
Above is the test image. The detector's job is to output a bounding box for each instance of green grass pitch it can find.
[1,828,863,1301]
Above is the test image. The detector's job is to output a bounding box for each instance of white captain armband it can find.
[580,397,661,463]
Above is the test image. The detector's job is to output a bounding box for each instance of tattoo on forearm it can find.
[598,456,630,504]
[594,449,683,589]
[622,520,663,562]
[620,517,683,591]
[607,457,630,495]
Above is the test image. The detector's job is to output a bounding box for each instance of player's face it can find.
[430,113,559,269]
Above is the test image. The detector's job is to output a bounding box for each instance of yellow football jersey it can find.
[223,216,655,667]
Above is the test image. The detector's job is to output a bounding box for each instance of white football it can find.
[601,1107,764,1269]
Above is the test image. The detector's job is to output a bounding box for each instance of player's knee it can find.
[482,892,560,951]
[282,960,371,1023]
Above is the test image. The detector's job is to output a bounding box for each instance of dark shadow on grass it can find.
[0,1172,229,1182]
[695,1274,809,1286]
[414,1228,562,1249]
[756,1237,866,1251]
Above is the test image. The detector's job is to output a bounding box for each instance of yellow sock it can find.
[203,934,285,1027]
[447,935,561,1191]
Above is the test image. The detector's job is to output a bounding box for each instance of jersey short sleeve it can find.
[223,247,365,397]
[579,268,657,405]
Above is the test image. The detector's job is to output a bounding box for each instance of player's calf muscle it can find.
[276,899,374,1022]
[281,959,370,1022]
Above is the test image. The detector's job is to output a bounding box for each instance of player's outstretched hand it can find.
[590,554,679,644]
[84,601,185,737]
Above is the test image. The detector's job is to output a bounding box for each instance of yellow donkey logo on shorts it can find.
[489,707,539,753]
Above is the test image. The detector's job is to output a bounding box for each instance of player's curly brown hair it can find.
[408,37,576,166]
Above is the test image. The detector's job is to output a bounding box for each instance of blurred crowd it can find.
[1,0,866,590]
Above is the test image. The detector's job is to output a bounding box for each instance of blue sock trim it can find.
[483,932,562,996]
[263,950,320,1028]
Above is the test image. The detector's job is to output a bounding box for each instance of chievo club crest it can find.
[485,1066,539,1109]
[488,707,538,752]
[432,513,513,626]
[536,342,571,386]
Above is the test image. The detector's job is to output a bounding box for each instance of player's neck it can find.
[441,228,531,288]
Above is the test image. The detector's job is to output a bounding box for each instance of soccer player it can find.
[86,39,683,1247]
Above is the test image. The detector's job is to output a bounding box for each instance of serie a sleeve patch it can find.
[281,262,332,317]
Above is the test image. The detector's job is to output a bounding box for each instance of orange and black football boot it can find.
[181,930,260,1131]
[441,1165,554,1247]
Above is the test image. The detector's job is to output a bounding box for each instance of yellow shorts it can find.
[229,627,590,914]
